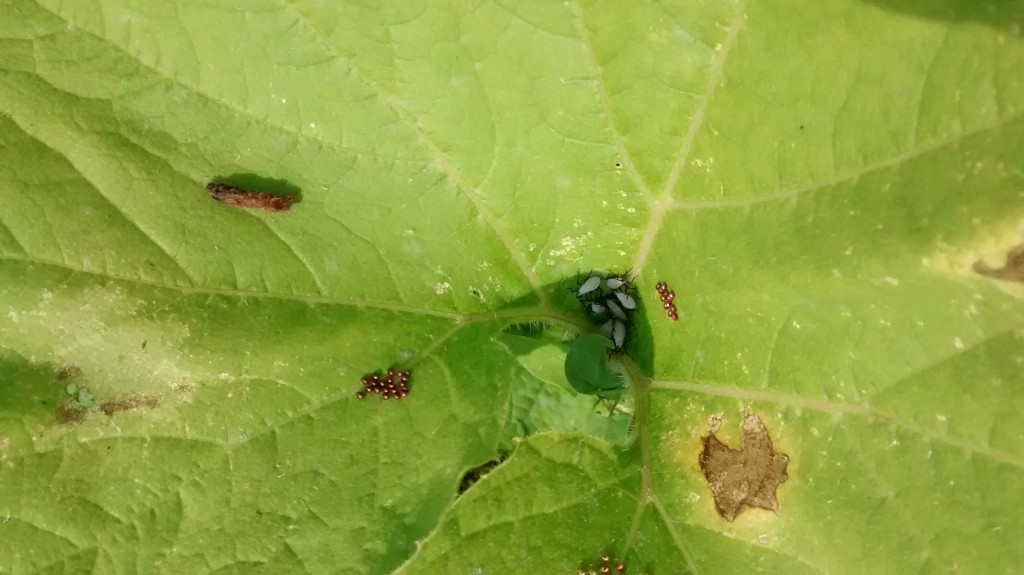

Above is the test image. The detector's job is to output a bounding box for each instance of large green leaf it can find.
[2,0,1023,572]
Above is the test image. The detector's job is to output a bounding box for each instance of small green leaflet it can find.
[563,333,627,399]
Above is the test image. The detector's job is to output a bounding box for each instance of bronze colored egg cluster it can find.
[355,368,410,400]
[655,281,679,321]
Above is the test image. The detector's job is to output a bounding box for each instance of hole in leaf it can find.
[564,334,625,399]
[497,322,633,448]
[457,454,507,495]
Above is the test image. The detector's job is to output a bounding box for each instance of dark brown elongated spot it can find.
[699,413,789,521]
[205,183,295,212]
[973,243,1024,283]
[100,396,160,417]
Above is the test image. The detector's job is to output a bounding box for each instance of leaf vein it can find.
[0,255,464,319]
[276,0,548,305]
[631,0,748,273]
[570,0,654,201]
[670,111,1024,211]
[651,379,1024,471]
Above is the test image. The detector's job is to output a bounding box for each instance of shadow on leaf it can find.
[859,0,1022,27]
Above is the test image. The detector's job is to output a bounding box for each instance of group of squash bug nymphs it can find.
[574,270,638,351]
[355,368,411,400]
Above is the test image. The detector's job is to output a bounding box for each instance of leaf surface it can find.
[2,0,1023,573]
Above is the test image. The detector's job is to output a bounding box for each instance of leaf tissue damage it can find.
[974,243,1024,283]
[52,365,160,424]
[699,413,789,521]
[457,455,508,495]
[99,397,160,417]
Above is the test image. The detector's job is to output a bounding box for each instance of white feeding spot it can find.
[434,282,451,295]
[954,337,965,350]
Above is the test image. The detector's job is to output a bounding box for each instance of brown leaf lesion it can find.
[56,403,87,425]
[698,413,789,521]
[56,364,82,381]
[973,243,1024,283]
[100,396,160,417]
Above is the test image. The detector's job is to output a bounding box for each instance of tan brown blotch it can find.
[56,403,86,425]
[973,243,1024,283]
[56,364,82,381]
[100,396,160,417]
[698,413,789,521]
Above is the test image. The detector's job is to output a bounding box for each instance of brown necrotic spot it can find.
[698,413,789,521]
[100,396,160,417]
[973,243,1024,283]
[56,364,82,381]
[56,403,86,425]
[205,183,295,212]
